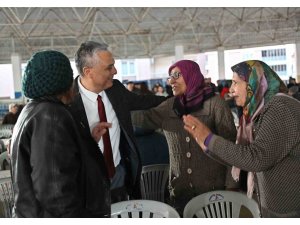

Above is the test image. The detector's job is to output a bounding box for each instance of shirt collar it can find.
[78,77,105,102]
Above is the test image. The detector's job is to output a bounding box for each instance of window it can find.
[0,64,14,99]
[129,62,135,74]
[271,64,287,72]
[122,62,128,75]
[261,48,286,60]
[121,60,135,76]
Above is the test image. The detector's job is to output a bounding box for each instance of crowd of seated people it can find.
[125,80,173,98]
[124,80,170,166]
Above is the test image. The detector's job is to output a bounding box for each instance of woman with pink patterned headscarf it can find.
[184,60,300,217]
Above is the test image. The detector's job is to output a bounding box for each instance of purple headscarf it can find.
[168,60,214,109]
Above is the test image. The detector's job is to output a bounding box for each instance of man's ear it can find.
[82,66,91,77]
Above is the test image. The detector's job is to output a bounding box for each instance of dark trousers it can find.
[110,163,129,203]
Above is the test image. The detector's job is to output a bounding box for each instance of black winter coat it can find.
[11,97,110,217]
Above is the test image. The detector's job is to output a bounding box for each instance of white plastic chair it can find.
[183,190,261,218]
[140,164,169,202]
[111,199,180,218]
[0,125,14,139]
[0,173,14,218]
[0,151,10,171]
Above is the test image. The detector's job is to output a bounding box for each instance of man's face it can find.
[84,51,117,92]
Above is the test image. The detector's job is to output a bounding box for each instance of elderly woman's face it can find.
[230,72,248,107]
[168,67,187,96]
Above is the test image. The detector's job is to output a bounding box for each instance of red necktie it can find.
[97,95,115,178]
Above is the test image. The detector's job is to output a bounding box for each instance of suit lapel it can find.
[105,83,124,126]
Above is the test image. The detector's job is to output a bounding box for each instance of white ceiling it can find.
[0,7,300,64]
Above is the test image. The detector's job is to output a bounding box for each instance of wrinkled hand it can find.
[92,122,112,143]
[183,114,211,150]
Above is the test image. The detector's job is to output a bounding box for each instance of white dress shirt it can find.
[78,78,121,167]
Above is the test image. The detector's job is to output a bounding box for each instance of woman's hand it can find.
[183,114,212,151]
[91,122,112,143]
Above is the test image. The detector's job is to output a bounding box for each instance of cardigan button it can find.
[186,152,191,158]
[186,137,190,142]
[187,168,192,174]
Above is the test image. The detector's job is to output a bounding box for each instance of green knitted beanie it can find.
[22,50,73,99]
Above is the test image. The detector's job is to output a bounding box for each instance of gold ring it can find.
[191,125,196,130]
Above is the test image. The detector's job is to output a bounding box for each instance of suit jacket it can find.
[70,76,166,198]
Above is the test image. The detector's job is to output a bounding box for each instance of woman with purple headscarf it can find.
[132,60,237,215]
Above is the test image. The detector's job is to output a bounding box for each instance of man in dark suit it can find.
[69,41,166,203]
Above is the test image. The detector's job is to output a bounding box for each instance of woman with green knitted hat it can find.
[183,60,300,217]
[10,50,112,217]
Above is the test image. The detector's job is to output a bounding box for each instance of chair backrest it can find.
[111,199,180,218]
[0,139,5,154]
[0,151,10,171]
[0,173,14,218]
[183,190,261,218]
[140,164,169,202]
[0,124,14,139]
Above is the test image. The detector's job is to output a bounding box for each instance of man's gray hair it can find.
[75,41,108,75]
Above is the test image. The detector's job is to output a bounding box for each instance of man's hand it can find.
[91,122,112,143]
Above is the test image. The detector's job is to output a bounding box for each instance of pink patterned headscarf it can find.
[168,60,214,109]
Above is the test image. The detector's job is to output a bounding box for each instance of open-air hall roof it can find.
[0,7,300,64]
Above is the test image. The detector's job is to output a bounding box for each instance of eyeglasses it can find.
[167,71,182,82]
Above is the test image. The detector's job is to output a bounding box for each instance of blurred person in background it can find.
[288,85,300,101]
[155,85,168,97]
[2,103,19,124]
[126,81,135,92]
[287,76,298,89]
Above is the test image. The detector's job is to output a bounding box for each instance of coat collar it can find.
[70,76,92,136]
